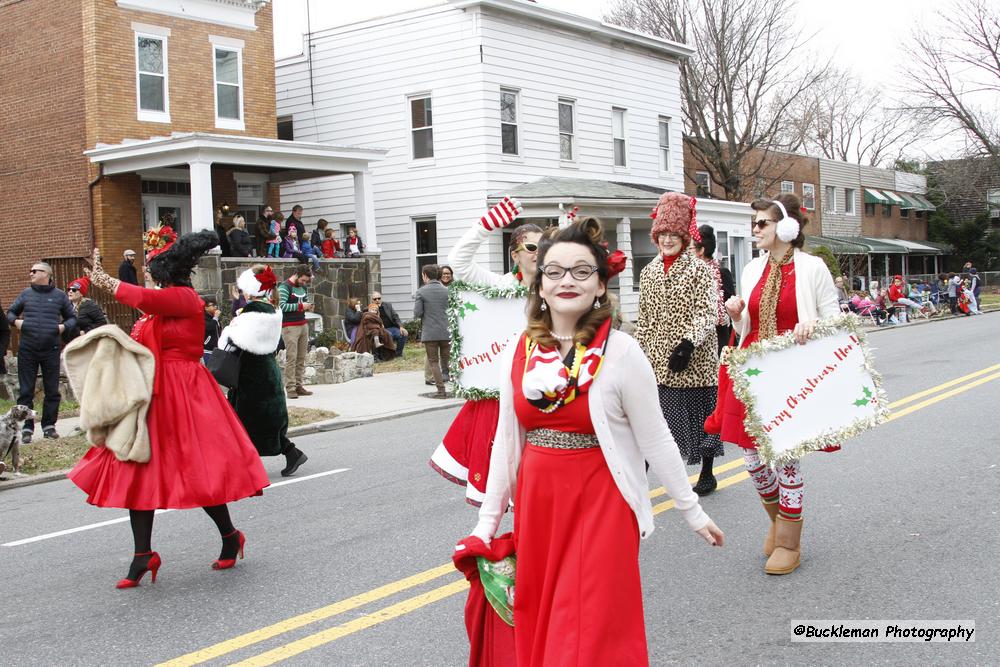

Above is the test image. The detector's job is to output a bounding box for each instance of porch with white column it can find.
[188,159,214,232]
[353,169,378,251]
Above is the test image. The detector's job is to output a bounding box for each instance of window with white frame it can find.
[988,188,1000,214]
[414,216,438,283]
[658,116,671,172]
[802,183,816,210]
[824,185,836,213]
[612,107,627,167]
[212,38,244,130]
[500,89,519,156]
[134,26,170,123]
[558,99,575,161]
[780,181,794,194]
[694,171,711,197]
[410,95,433,160]
[844,188,856,215]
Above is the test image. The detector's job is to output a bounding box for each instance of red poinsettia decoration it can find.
[256,266,278,293]
[144,225,178,262]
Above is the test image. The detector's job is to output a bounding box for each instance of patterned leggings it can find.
[742,449,803,521]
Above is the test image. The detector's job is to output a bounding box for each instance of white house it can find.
[275,0,752,318]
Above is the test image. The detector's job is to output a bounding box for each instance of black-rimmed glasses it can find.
[540,264,599,281]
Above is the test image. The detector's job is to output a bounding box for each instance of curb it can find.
[862,305,998,334]
[0,399,465,492]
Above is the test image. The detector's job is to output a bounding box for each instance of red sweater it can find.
[888,284,905,302]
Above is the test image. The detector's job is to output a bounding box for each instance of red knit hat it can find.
[69,276,90,297]
[650,192,702,245]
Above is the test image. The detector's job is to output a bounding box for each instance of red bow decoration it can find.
[649,206,658,220]
[144,225,178,262]
[256,266,278,293]
[800,207,808,214]
[607,250,627,278]
[565,206,579,222]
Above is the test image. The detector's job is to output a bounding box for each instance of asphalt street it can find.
[1,313,997,666]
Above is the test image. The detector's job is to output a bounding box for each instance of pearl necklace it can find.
[548,330,574,342]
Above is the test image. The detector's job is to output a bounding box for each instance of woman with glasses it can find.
[429,197,543,506]
[713,192,838,575]
[635,192,723,496]
[62,276,108,342]
[465,218,722,666]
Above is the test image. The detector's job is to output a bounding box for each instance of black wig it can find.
[147,230,219,287]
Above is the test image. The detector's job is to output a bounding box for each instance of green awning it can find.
[882,190,907,206]
[911,194,936,211]
[896,193,919,209]
[863,188,890,205]
[827,236,909,254]
[805,235,869,255]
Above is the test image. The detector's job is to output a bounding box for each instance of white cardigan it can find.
[472,330,711,543]
[734,249,841,339]
[448,223,517,288]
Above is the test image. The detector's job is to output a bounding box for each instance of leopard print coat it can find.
[635,251,719,388]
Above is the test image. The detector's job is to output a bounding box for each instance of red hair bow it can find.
[607,250,627,278]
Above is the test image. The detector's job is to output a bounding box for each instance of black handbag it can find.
[206,344,242,387]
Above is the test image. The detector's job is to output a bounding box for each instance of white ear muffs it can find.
[772,200,800,243]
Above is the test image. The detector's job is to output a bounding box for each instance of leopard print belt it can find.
[526,428,600,450]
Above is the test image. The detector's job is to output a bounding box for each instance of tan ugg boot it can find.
[765,516,802,575]
[762,500,780,556]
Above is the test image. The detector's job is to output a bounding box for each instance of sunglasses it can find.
[515,242,539,253]
[29,269,47,274]
[68,287,80,292]
[373,297,382,301]
[752,219,778,230]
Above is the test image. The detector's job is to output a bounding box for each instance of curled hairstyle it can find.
[525,217,613,349]
[750,193,808,248]
[694,224,716,257]
[147,230,219,287]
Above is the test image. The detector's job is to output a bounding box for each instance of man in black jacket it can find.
[6,262,77,442]
[284,205,306,243]
[372,291,408,358]
[118,249,139,285]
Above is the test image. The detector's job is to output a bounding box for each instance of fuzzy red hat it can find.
[650,192,701,245]
[69,276,90,297]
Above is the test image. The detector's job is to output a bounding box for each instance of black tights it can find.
[127,504,236,554]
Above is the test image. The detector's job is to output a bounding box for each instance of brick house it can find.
[683,142,946,281]
[0,0,383,308]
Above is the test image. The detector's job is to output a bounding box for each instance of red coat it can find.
[888,283,905,302]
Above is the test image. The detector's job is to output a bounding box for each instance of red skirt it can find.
[68,357,270,510]
[429,399,500,506]
[513,444,646,667]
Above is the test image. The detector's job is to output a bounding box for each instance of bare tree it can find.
[785,68,924,167]
[901,0,1000,159]
[605,0,829,200]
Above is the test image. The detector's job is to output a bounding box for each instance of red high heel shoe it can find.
[116,551,161,589]
[212,530,246,570]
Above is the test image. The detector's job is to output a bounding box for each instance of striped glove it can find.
[479,196,522,231]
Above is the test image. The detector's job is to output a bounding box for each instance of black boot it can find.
[692,456,717,496]
[281,444,308,477]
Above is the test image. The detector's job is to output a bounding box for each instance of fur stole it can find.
[219,302,283,355]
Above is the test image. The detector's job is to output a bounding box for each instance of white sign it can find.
[727,318,888,464]
[452,288,527,397]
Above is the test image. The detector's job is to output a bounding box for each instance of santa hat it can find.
[69,276,90,296]
[650,192,702,245]
[236,266,278,297]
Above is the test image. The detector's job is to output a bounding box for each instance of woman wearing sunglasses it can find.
[465,218,722,666]
[712,192,839,575]
[429,197,542,506]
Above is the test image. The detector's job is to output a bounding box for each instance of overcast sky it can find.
[272,0,956,157]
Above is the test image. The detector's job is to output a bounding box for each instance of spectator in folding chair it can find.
[888,275,929,322]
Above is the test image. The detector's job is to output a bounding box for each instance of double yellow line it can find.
[158,362,1000,667]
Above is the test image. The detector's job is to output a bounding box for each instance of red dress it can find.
[68,283,270,510]
[720,262,799,449]
[511,340,647,667]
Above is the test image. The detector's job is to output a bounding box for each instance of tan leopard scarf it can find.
[757,247,795,340]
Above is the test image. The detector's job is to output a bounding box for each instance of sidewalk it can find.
[1,371,465,491]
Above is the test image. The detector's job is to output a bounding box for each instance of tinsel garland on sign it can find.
[447,280,528,401]
[725,313,891,465]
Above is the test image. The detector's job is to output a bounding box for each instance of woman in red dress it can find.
[715,193,839,575]
[468,219,723,666]
[68,228,270,589]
